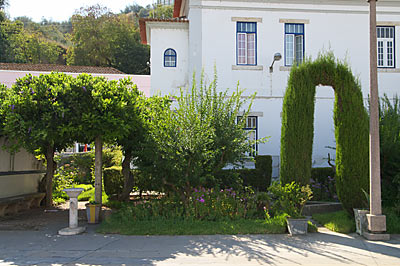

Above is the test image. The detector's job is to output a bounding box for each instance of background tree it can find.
[2,73,75,206]
[114,84,143,201]
[68,74,133,205]
[149,4,173,19]
[67,5,149,74]
[0,20,63,64]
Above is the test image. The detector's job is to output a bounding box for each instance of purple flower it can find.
[30,88,34,95]
[199,198,205,203]
[28,127,31,134]
[82,86,87,92]
[194,188,198,192]
[9,104,15,110]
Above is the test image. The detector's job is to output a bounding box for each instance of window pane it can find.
[285,34,294,66]
[238,33,246,64]
[247,33,255,65]
[295,35,304,64]
[387,41,393,67]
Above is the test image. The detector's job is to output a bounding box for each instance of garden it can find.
[0,54,399,235]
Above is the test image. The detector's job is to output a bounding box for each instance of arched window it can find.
[164,48,177,67]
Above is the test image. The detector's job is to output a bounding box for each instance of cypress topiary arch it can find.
[280,53,369,213]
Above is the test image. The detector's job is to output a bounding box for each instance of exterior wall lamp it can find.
[269,53,282,73]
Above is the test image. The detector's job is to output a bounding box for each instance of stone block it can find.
[367,214,387,232]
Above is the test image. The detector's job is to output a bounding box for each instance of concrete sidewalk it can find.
[0,224,399,266]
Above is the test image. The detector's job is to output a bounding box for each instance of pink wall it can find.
[0,70,150,97]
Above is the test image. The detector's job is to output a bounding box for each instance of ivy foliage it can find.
[280,53,369,214]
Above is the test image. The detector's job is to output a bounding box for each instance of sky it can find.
[6,0,155,22]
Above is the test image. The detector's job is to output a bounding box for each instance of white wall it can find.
[0,138,44,198]
[150,0,400,170]
[149,23,189,96]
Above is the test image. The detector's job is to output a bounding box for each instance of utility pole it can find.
[365,0,389,241]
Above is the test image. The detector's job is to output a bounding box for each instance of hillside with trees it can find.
[0,3,173,74]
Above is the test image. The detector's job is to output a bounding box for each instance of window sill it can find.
[279,66,292,71]
[378,68,400,73]
[232,65,263,71]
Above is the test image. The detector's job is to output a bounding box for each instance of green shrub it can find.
[214,156,273,191]
[255,155,272,188]
[269,181,313,218]
[103,147,123,168]
[103,166,124,199]
[379,95,400,208]
[310,167,337,201]
[280,53,369,214]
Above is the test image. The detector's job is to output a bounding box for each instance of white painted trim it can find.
[248,112,263,117]
[232,65,263,71]
[231,17,263,23]
[279,66,291,72]
[279,19,310,24]
[146,21,189,30]
[200,0,400,7]
[377,21,400,26]
[378,68,400,73]
[190,5,400,15]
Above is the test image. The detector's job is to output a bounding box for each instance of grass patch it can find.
[77,188,94,201]
[313,208,400,234]
[312,211,355,233]
[97,211,289,235]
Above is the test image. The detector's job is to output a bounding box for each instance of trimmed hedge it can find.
[311,167,336,184]
[280,53,369,214]
[103,166,124,199]
[216,155,273,191]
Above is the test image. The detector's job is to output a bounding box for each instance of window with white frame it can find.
[237,116,258,157]
[236,22,257,65]
[285,23,304,66]
[164,48,177,67]
[377,26,395,68]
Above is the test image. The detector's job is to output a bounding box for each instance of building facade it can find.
[141,0,400,176]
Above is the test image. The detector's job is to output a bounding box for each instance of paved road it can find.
[0,225,399,266]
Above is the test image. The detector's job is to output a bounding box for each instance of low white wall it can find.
[0,138,45,198]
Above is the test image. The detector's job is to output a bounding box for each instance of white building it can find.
[140,0,400,177]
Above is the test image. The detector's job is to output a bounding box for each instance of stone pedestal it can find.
[363,214,390,241]
[58,188,86,236]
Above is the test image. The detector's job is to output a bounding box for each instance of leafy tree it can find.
[0,20,63,64]
[67,5,149,74]
[67,74,134,205]
[149,4,173,19]
[2,73,75,206]
[136,74,258,207]
[0,0,6,20]
[114,85,144,201]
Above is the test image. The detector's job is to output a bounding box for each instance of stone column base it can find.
[367,214,387,232]
[58,226,86,236]
[363,231,390,241]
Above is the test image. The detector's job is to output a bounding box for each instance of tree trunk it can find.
[94,136,103,205]
[45,144,55,207]
[121,149,134,201]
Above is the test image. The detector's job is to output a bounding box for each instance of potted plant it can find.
[86,200,101,224]
[269,181,313,235]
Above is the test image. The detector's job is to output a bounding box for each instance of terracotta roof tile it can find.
[0,63,125,74]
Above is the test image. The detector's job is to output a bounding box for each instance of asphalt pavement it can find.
[0,207,399,265]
